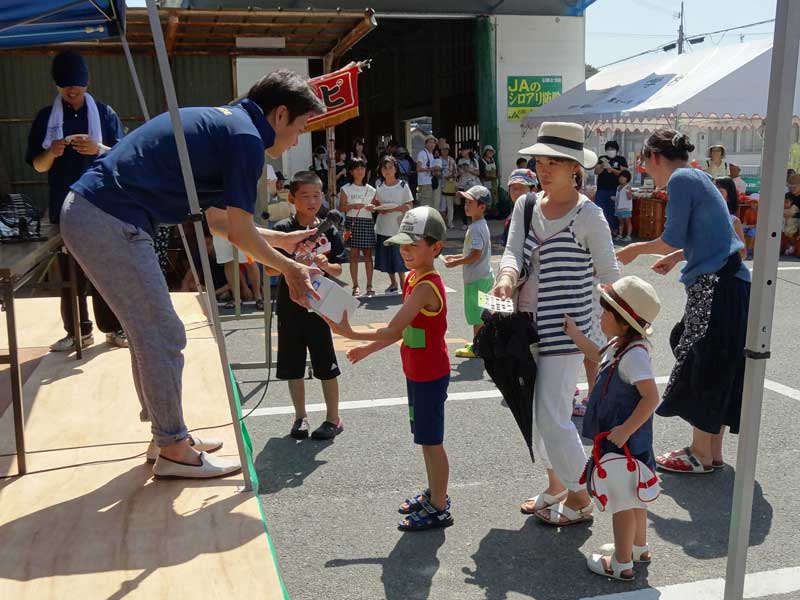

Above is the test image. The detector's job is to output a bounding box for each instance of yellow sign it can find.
[507,75,563,122]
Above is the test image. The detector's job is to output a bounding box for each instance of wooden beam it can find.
[125,31,341,40]
[127,7,371,20]
[329,11,377,64]
[165,10,179,55]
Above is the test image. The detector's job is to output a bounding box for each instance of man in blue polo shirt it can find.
[26,50,128,352]
[62,69,325,479]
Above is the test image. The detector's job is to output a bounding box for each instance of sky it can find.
[585,0,777,68]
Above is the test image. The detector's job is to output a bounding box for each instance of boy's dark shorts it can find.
[276,310,340,381]
[406,374,449,445]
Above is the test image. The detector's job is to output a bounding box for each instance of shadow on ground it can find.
[326,528,447,600]
[651,467,772,559]
[254,435,334,494]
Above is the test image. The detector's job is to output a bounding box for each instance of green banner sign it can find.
[507,75,562,122]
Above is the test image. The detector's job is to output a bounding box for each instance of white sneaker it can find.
[50,333,94,352]
[146,435,224,463]
[105,330,129,348]
[153,451,241,479]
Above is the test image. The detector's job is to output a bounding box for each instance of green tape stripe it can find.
[229,368,291,600]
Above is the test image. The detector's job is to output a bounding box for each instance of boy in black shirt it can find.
[273,171,347,440]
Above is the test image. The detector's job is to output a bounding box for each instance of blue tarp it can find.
[0,0,126,48]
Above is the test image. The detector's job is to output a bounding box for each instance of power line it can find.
[587,32,677,38]
[597,18,776,69]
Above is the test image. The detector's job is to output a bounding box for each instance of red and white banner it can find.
[305,63,360,132]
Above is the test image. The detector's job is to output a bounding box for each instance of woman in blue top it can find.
[617,129,751,475]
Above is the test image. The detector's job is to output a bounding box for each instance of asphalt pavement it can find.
[222,222,800,600]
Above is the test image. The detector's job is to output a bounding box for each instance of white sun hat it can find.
[519,122,598,169]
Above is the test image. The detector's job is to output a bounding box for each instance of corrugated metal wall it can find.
[0,53,234,212]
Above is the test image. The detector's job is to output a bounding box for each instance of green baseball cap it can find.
[384,206,447,246]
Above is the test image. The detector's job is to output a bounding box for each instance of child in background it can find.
[479,145,499,213]
[273,171,346,440]
[312,145,329,192]
[327,207,453,531]
[334,149,347,192]
[503,168,538,247]
[373,155,414,292]
[516,157,529,169]
[565,276,662,582]
[340,157,377,297]
[615,170,634,243]
[439,143,458,228]
[783,193,800,255]
[443,185,494,359]
[456,144,481,230]
[714,177,747,260]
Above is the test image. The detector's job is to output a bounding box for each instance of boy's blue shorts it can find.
[406,375,449,445]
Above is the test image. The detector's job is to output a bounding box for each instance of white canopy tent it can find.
[521,39,800,128]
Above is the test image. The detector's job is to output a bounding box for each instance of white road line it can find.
[579,565,800,600]
[246,376,799,417]
[764,378,800,401]
[777,266,800,271]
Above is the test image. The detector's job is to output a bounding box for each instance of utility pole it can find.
[677,1,685,54]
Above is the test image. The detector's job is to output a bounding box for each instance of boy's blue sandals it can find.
[398,496,453,531]
[398,489,451,514]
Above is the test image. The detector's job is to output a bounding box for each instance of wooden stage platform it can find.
[0,294,285,599]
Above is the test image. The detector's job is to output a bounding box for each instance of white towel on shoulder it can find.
[42,93,102,149]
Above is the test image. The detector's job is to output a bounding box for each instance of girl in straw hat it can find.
[565,276,662,582]
[493,122,619,526]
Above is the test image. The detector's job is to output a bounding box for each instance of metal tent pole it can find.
[120,33,204,303]
[723,1,800,597]
[120,35,149,121]
[145,0,252,491]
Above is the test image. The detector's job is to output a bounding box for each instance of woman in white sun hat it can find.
[493,122,619,526]
[565,275,662,582]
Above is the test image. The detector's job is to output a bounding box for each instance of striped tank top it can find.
[523,202,593,356]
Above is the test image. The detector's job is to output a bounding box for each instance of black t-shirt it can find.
[596,154,628,190]
[789,192,800,212]
[272,216,346,315]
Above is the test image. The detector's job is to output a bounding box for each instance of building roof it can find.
[1,6,377,59]
[174,1,597,17]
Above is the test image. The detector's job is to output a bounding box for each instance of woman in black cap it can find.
[25,49,127,352]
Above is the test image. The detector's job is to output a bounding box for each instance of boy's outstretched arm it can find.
[326,282,438,344]
[443,248,482,268]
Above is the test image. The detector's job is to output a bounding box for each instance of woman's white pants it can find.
[531,353,588,492]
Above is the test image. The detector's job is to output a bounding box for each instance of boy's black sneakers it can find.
[311,419,344,440]
[290,418,310,439]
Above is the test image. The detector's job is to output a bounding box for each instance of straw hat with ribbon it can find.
[598,276,661,337]
[519,122,598,169]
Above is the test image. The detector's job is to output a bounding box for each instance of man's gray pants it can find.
[61,192,189,447]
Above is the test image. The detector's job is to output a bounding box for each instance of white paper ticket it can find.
[477,290,514,314]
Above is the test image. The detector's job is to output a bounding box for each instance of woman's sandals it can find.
[534,501,594,526]
[656,447,714,474]
[520,489,567,515]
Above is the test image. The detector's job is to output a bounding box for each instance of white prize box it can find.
[307,274,360,324]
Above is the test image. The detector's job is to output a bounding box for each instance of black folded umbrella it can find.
[474,311,539,462]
